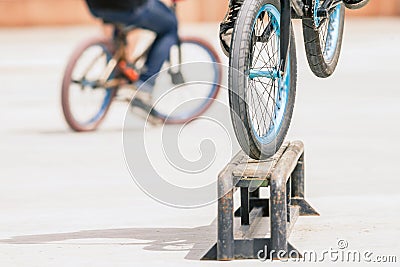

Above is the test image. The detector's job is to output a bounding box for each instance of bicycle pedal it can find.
[103,78,128,89]
[118,61,139,82]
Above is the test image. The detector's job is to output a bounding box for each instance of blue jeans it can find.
[89,0,178,86]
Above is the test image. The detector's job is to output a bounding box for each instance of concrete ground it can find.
[0,19,399,266]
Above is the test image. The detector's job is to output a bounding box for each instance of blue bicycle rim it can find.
[85,44,114,125]
[314,1,342,63]
[157,40,220,122]
[324,4,342,62]
[249,4,290,144]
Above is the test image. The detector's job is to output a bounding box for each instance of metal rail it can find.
[202,140,319,261]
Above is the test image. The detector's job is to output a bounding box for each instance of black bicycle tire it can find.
[154,37,223,124]
[302,1,345,78]
[61,37,116,132]
[229,0,297,159]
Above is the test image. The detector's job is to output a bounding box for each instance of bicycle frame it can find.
[97,0,185,88]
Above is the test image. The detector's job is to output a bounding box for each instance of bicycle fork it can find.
[279,0,291,75]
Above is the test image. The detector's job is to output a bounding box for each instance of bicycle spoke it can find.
[78,51,106,81]
[252,81,274,130]
[246,8,283,139]
[248,80,267,134]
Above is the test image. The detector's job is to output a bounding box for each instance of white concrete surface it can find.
[0,19,400,266]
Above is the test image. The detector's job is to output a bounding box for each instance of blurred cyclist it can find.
[85,0,178,111]
[219,0,370,56]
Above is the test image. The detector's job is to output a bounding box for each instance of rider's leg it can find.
[128,0,179,91]
[219,0,243,57]
[89,0,178,92]
[343,0,370,10]
[127,0,178,118]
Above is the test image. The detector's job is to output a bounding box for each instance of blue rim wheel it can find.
[149,37,222,124]
[62,38,116,132]
[229,0,297,159]
[303,0,345,78]
[322,4,342,62]
[248,4,289,144]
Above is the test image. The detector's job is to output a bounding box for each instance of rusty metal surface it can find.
[291,153,305,198]
[291,152,319,216]
[217,188,234,260]
[206,140,318,261]
[218,150,247,183]
[240,187,249,225]
[270,140,304,185]
[217,150,247,260]
[269,140,304,257]
[232,142,289,179]
[291,198,320,216]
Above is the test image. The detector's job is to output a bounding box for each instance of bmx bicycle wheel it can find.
[302,0,345,78]
[229,0,297,159]
[149,37,222,124]
[61,38,117,132]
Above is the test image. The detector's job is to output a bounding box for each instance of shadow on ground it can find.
[0,224,216,260]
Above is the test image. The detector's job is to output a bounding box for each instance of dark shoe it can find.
[219,0,243,57]
[343,0,370,10]
[130,91,163,125]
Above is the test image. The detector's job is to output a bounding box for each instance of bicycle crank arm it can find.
[72,79,97,88]
[103,78,126,88]
[99,58,118,85]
